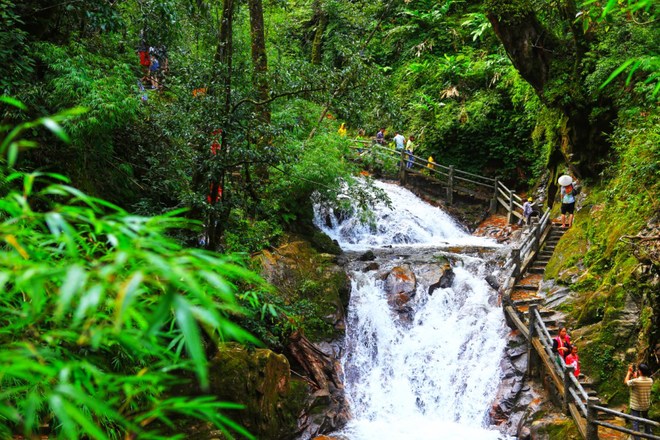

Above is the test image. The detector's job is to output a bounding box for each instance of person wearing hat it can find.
[560,177,576,228]
[519,196,535,226]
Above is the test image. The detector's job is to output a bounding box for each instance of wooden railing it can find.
[349,141,522,220]
[502,208,552,278]
[505,305,660,440]
[500,214,659,440]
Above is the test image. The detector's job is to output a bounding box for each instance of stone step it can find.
[538,251,554,258]
[513,284,539,291]
[542,320,560,329]
[528,267,545,274]
[513,297,544,307]
[535,258,551,265]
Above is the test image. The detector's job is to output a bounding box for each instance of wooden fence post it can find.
[511,247,521,278]
[490,178,499,213]
[563,365,575,415]
[527,305,537,376]
[532,222,541,253]
[507,190,516,224]
[586,396,600,440]
[447,165,454,205]
[399,148,407,185]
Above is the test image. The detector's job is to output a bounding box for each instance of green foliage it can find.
[224,209,284,254]
[0,1,33,94]
[0,110,263,439]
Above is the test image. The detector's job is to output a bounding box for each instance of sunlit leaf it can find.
[172,294,207,389]
[41,117,71,143]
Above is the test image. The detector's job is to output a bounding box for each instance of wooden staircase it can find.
[508,225,631,439]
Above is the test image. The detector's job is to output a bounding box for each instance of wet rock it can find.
[384,265,416,296]
[358,250,376,261]
[428,264,455,295]
[208,344,301,439]
[485,274,500,290]
[362,262,379,272]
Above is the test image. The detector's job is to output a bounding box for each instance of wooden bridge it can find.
[351,139,660,440]
[350,141,526,224]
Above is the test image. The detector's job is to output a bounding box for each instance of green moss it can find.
[254,236,349,343]
[534,418,580,439]
[574,290,607,326]
[485,0,533,25]
[309,229,342,255]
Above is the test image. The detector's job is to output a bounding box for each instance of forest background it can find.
[0,0,658,438]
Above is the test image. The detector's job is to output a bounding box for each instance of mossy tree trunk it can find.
[247,0,271,191]
[486,0,615,181]
[310,1,328,65]
[203,0,236,250]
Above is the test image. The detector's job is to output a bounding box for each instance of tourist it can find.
[519,197,534,226]
[427,156,435,171]
[552,327,571,363]
[393,131,405,151]
[624,363,653,440]
[565,345,580,377]
[148,54,160,89]
[559,175,576,228]
[375,127,385,145]
[405,135,415,168]
[138,45,150,81]
[338,122,347,137]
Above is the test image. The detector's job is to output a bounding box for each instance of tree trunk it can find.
[311,10,328,65]
[247,0,271,185]
[248,0,270,125]
[486,0,615,180]
[205,0,236,250]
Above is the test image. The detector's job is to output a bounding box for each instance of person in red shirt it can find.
[552,327,572,363]
[138,47,150,80]
[565,345,580,377]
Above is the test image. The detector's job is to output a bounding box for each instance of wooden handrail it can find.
[501,221,657,440]
[350,143,533,224]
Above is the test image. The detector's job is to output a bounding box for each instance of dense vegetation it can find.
[1,0,659,437]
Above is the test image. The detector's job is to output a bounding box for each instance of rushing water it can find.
[314,180,511,440]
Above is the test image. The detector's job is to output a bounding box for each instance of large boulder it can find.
[255,236,350,341]
[208,343,306,439]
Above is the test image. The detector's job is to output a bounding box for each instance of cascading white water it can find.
[315,180,490,251]
[314,180,510,440]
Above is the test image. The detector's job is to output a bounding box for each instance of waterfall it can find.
[314,180,511,440]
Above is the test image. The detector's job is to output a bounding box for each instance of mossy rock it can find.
[529,413,580,439]
[207,343,308,440]
[308,229,342,255]
[255,235,349,341]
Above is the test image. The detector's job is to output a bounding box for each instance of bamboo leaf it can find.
[56,265,88,319]
[61,398,110,440]
[600,59,637,89]
[0,96,28,110]
[114,272,144,328]
[41,117,71,143]
[172,295,208,389]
